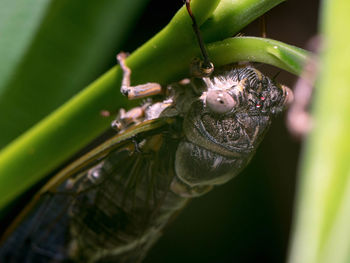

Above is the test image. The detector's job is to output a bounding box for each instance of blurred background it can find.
[0,0,320,262]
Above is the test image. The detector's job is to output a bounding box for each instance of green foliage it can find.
[0,0,150,148]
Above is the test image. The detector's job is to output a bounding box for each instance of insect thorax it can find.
[166,66,290,197]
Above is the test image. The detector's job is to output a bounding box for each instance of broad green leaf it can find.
[0,0,51,95]
[0,0,150,148]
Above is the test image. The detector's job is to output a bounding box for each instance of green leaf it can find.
[0,0,150,148]
[0,0,51,95]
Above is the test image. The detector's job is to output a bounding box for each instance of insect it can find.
[0,1,293,262]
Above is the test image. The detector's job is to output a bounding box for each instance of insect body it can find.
[0,62,292,263]
[0,1,293,261]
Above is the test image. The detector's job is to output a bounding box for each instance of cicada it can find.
[0,1,293,263]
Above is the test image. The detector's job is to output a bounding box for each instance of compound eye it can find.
[206,90,236,114]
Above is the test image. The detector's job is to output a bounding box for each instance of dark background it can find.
[116,0,320,263]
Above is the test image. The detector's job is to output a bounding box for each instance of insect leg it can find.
[117,52,162,100]
[111,104,150,131]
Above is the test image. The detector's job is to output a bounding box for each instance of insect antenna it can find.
[260,14,267,38]
[272,71,282,82]
[185,0,214,76]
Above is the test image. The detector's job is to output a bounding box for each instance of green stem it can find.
[208,37,309,75]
